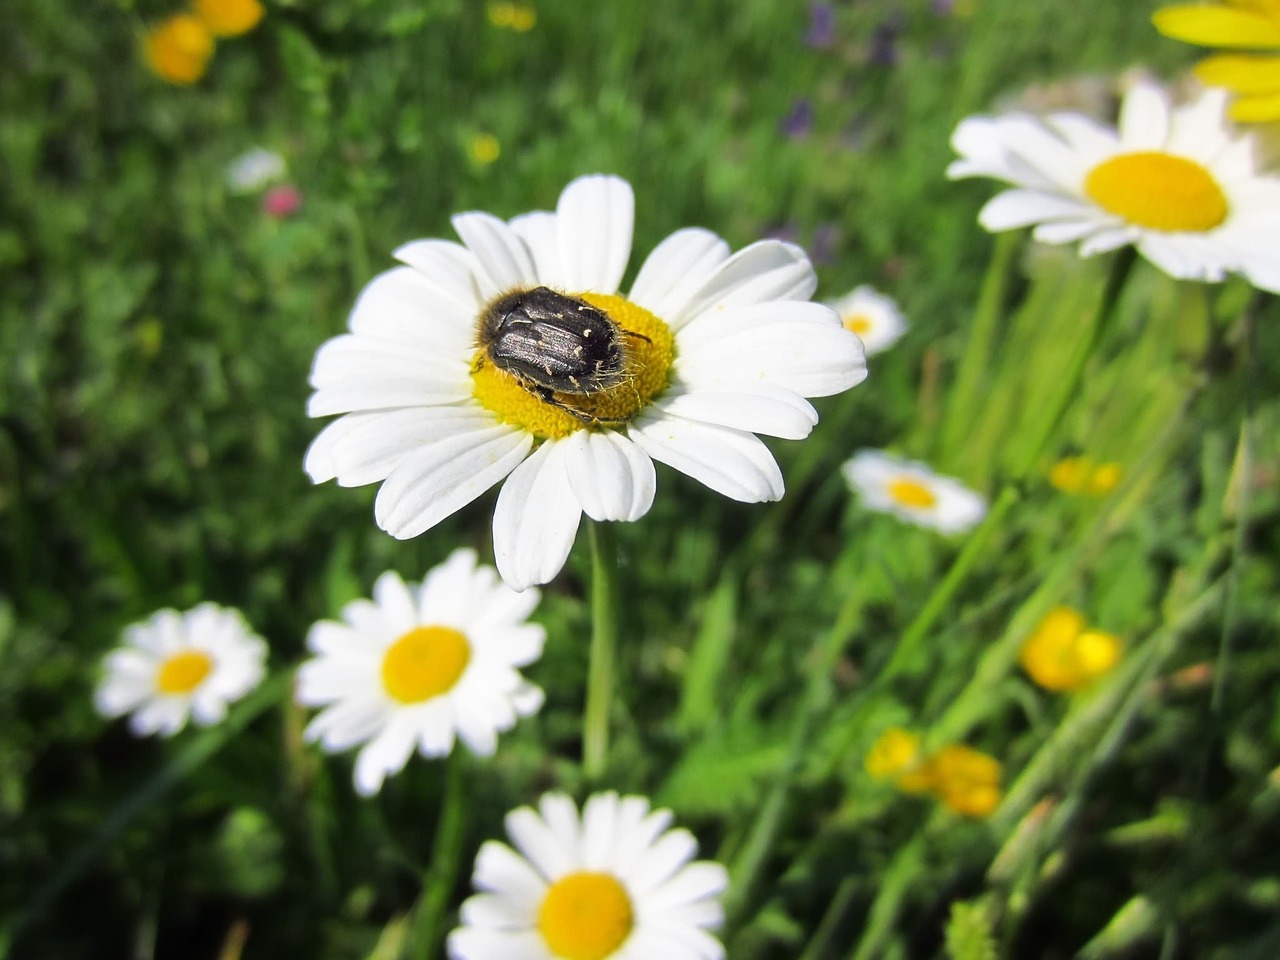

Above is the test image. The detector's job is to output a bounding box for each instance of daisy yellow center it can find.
[156,650,213,695]
[887,476,937,509]
[843,313,873,335]
[538,871,635,960]
[471,291,675,440]
[1083,152,1229,232]
[381,626,471,705]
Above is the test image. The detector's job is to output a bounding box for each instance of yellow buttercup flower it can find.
[865,727,934,793]
[194,0,265,37]
[1020,607,1122,692]
[1153,1,1280,122]
[928,745,1003,818]
[1049,456,1122,496]
[142,14,215,86]
[468,133,500,165]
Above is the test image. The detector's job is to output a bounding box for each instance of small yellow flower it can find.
[1153,1,1280,122]
[487,1,536,31]
[1049,456,1122,496]
[1020,606,1122,692]
[194,0,265,37]
[142,14,215,86]
[927,745,1003,818]
[865,727,934,793]
[509,4,537,31]
[468,133,501,165]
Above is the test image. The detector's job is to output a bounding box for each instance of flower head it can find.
[865,727,934,793]
[487,1,537,31]
[468,133,501,166]
[448,791,728,960]
[948,81,1280,293]
[1153,1,1280,123]
[826,285,907,355]
[194,0,265,37]
[226,147,287,194]
[805,3,836,49]
[305,174,866,589]
[295,548,545,795]
[262,184,302,219]
[927,745,1003,818]
[95,604,267,737]
[142,14,215,86]
[1020,606,1122,692]
[842,450,986,533]
[1048,455,1122,496]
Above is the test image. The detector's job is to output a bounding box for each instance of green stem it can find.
[405,753,469,960]
[583,520,619,781]
[798,875,859,960]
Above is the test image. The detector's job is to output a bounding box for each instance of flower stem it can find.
[584,519,619,781]
[406,752,468,960]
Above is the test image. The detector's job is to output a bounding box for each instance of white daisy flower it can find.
[225,146,287,194]
[826,285,908,355]
[305,174,868,590]
[947,81,1280,293]
[95,603,268,737]
[448,791,729,960]
[842,450,987,534]
[295,547,545,796]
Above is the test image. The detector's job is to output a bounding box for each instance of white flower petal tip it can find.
[450,791,728,960]
[842,449,987,534]
[95,604,268,739]
[294,548,546,795]
[307,176,867,589]
[948,80,1280,293]
[825,285,908,356]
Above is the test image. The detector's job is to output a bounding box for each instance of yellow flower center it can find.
[843,313,873,336]
[887,476,937,509]
[538,871,635,960]
[471,291,675,440]
[380,626,471,705]
[156,650,214,695]
[1083,151,1229,233]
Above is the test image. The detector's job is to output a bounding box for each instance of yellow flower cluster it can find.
[487,1,538,32]
[142,0,264,86]
[1019,607,1122,692]
[865,728,1004,818]
[1048,456,1121,496]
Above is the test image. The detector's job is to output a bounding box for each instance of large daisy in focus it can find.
[305,175,867,589]
[448,791,729,960]
[95,604,267,737]
[947,81,1280,293]
[295,548,545,796]
[842,450,987,534]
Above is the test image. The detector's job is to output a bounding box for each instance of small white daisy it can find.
[95,603,268,737]
[826,285,908,355]
[842,450,987,534]
[295,548,545,796]
[225,146,287,194]
[305,174,867,590]
[448,791,729,960]
[947,81,1280,293]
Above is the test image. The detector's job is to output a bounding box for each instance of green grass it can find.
[4,0,1280,957]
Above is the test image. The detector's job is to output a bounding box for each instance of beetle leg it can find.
[533,385,629,425]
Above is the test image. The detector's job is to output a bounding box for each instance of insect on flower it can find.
[475,285,648,423]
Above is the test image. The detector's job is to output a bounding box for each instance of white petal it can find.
[372,570,418,633]
[537,793,584,866]
[458,892,535,930]
[628,828,699,893]
[1031,218,1105,244]
[674,241,817,330]
[628,414,784,503]
[506,805,577,880]
[977,189,1093,231]
[447,927,550,960]
[491,440,583,590]
[309,333,468,391]
[509,211,564,286]
[555,174,633,293]
[345,267,477,355]
[392,238,483,312]
[353,714,418,795]
[562,430,656,522]
[374,426,533,540]
[644,861,731,908]
[452,212,539,300]
[303,698,388,750]
[629,228,732,322]
[1079,226,1137,258]
[655,384,818,440]
[473,839,550,902]
[1118,83,1171,150]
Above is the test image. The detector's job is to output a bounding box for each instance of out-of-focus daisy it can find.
[927,745,1003,818]
[842,450,986,533]
[1048,455,1122,496]
[826,285,907,355]
[95,604,267,737]
[142,14,215,86]
[1153,1,1280,123]
[305,174,866,589]
[448,791,729,960]
[226,147,287,194]
[864,727,933,793]
[948,81,1280,293]
[194,0,265,37]
[1020,606,1122,692]
[295,548,545,796]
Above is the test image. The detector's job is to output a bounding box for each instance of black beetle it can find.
[478,286,636,421]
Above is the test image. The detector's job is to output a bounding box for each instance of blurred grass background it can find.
[3,0,1280,957]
